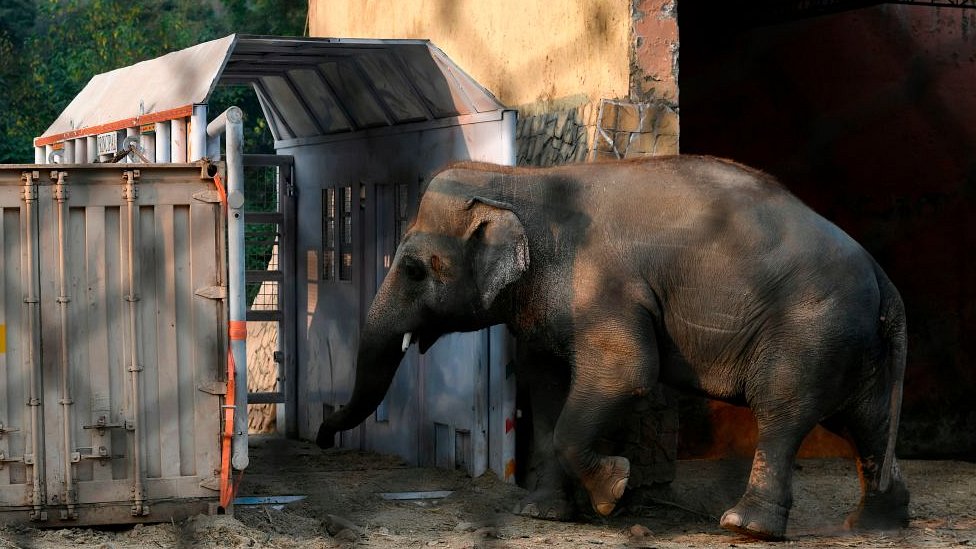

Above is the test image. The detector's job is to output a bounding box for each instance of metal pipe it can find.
[85,136,97,163]
[21,171,45,521]
[207,133,221,162]
[190,104,208,162]
[171,118,188,163]
[154,122,171,165]
[140,131,155,163]
[122,170,148,516]
[74,139,87,165]
[207,106,248,470]
[62,142,74,164]
[52,171,77,519]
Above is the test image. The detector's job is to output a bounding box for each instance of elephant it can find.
[316,155,909,540]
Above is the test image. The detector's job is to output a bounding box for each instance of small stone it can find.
[472,526,498,539]
[334,528,359,542]
[626,524,653,538]
[454,521,478,532]
[324,514,362,536]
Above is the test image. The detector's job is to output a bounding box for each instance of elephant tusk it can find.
[401,332,413,352]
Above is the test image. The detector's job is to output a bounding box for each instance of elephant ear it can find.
[464,197,530,310]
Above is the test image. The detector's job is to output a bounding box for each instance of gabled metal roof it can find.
[36,34,507,147]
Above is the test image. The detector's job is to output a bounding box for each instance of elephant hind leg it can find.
[824,393,910,531]
[719,405,820,540]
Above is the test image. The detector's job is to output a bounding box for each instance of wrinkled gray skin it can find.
[317,156,909,540]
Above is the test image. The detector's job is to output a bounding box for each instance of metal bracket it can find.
[0,422,20,438]
[82,416,130,432]
[199,476,220,491]
[77,446,116,465]
[122,170,140,200]
[21,171,38,201]
[0,451,24,469]
[51,171,69,201]
[198,381,228,396]
[192,190,223,204]
[195,286,227,300]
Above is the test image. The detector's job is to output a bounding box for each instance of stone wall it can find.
[516,108,590,167]
[515,99,679,166]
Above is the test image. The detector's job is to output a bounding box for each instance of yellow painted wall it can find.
[309,0,632,114]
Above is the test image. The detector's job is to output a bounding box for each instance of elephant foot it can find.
[844,481,910,532]
[719,495,790,541]
[316,423,336,449]
[581,455,630,517]
[513,490,575,521]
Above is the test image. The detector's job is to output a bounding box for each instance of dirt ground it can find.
[0,434,973,548]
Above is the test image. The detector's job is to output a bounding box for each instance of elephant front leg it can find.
[513,351,575,520]
[551,325,654,517]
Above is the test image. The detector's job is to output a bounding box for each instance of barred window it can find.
[394,183,410,247]
[322,185,354,282]
[322,188,336,281]
[339,186,353,281]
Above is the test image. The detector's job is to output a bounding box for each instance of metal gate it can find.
[242,155,296,437]
[0,164,226,525]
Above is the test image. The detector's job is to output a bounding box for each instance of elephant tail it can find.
[875,263,907,493]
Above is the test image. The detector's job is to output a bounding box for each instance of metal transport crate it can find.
[0,163,226,526]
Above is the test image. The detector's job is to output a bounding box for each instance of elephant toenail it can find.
[721,511,743,528]
[612,477,628,500]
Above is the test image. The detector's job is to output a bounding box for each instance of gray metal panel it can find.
[286,69,353,133]
[317,61,390,128]
[0,165,224,525]
[288,116,516,478]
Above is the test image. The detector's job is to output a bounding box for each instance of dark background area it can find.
[678,2,976,460]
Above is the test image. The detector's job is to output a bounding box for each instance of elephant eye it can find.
[403,257,427,281]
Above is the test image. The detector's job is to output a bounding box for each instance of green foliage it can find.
[0,0,307,163]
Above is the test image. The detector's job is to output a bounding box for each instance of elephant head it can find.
[316,189,529,448]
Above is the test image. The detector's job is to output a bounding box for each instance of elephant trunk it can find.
[316,326,406,448]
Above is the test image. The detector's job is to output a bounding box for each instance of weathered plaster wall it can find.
[310,0,679,165]
[310,0,631,113]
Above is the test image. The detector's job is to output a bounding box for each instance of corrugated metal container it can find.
[0,164,225,525]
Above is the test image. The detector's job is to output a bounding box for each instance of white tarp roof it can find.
[36,34,506,147]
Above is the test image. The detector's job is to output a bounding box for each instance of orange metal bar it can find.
[217,178,245,510]
[33,105,195,147]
